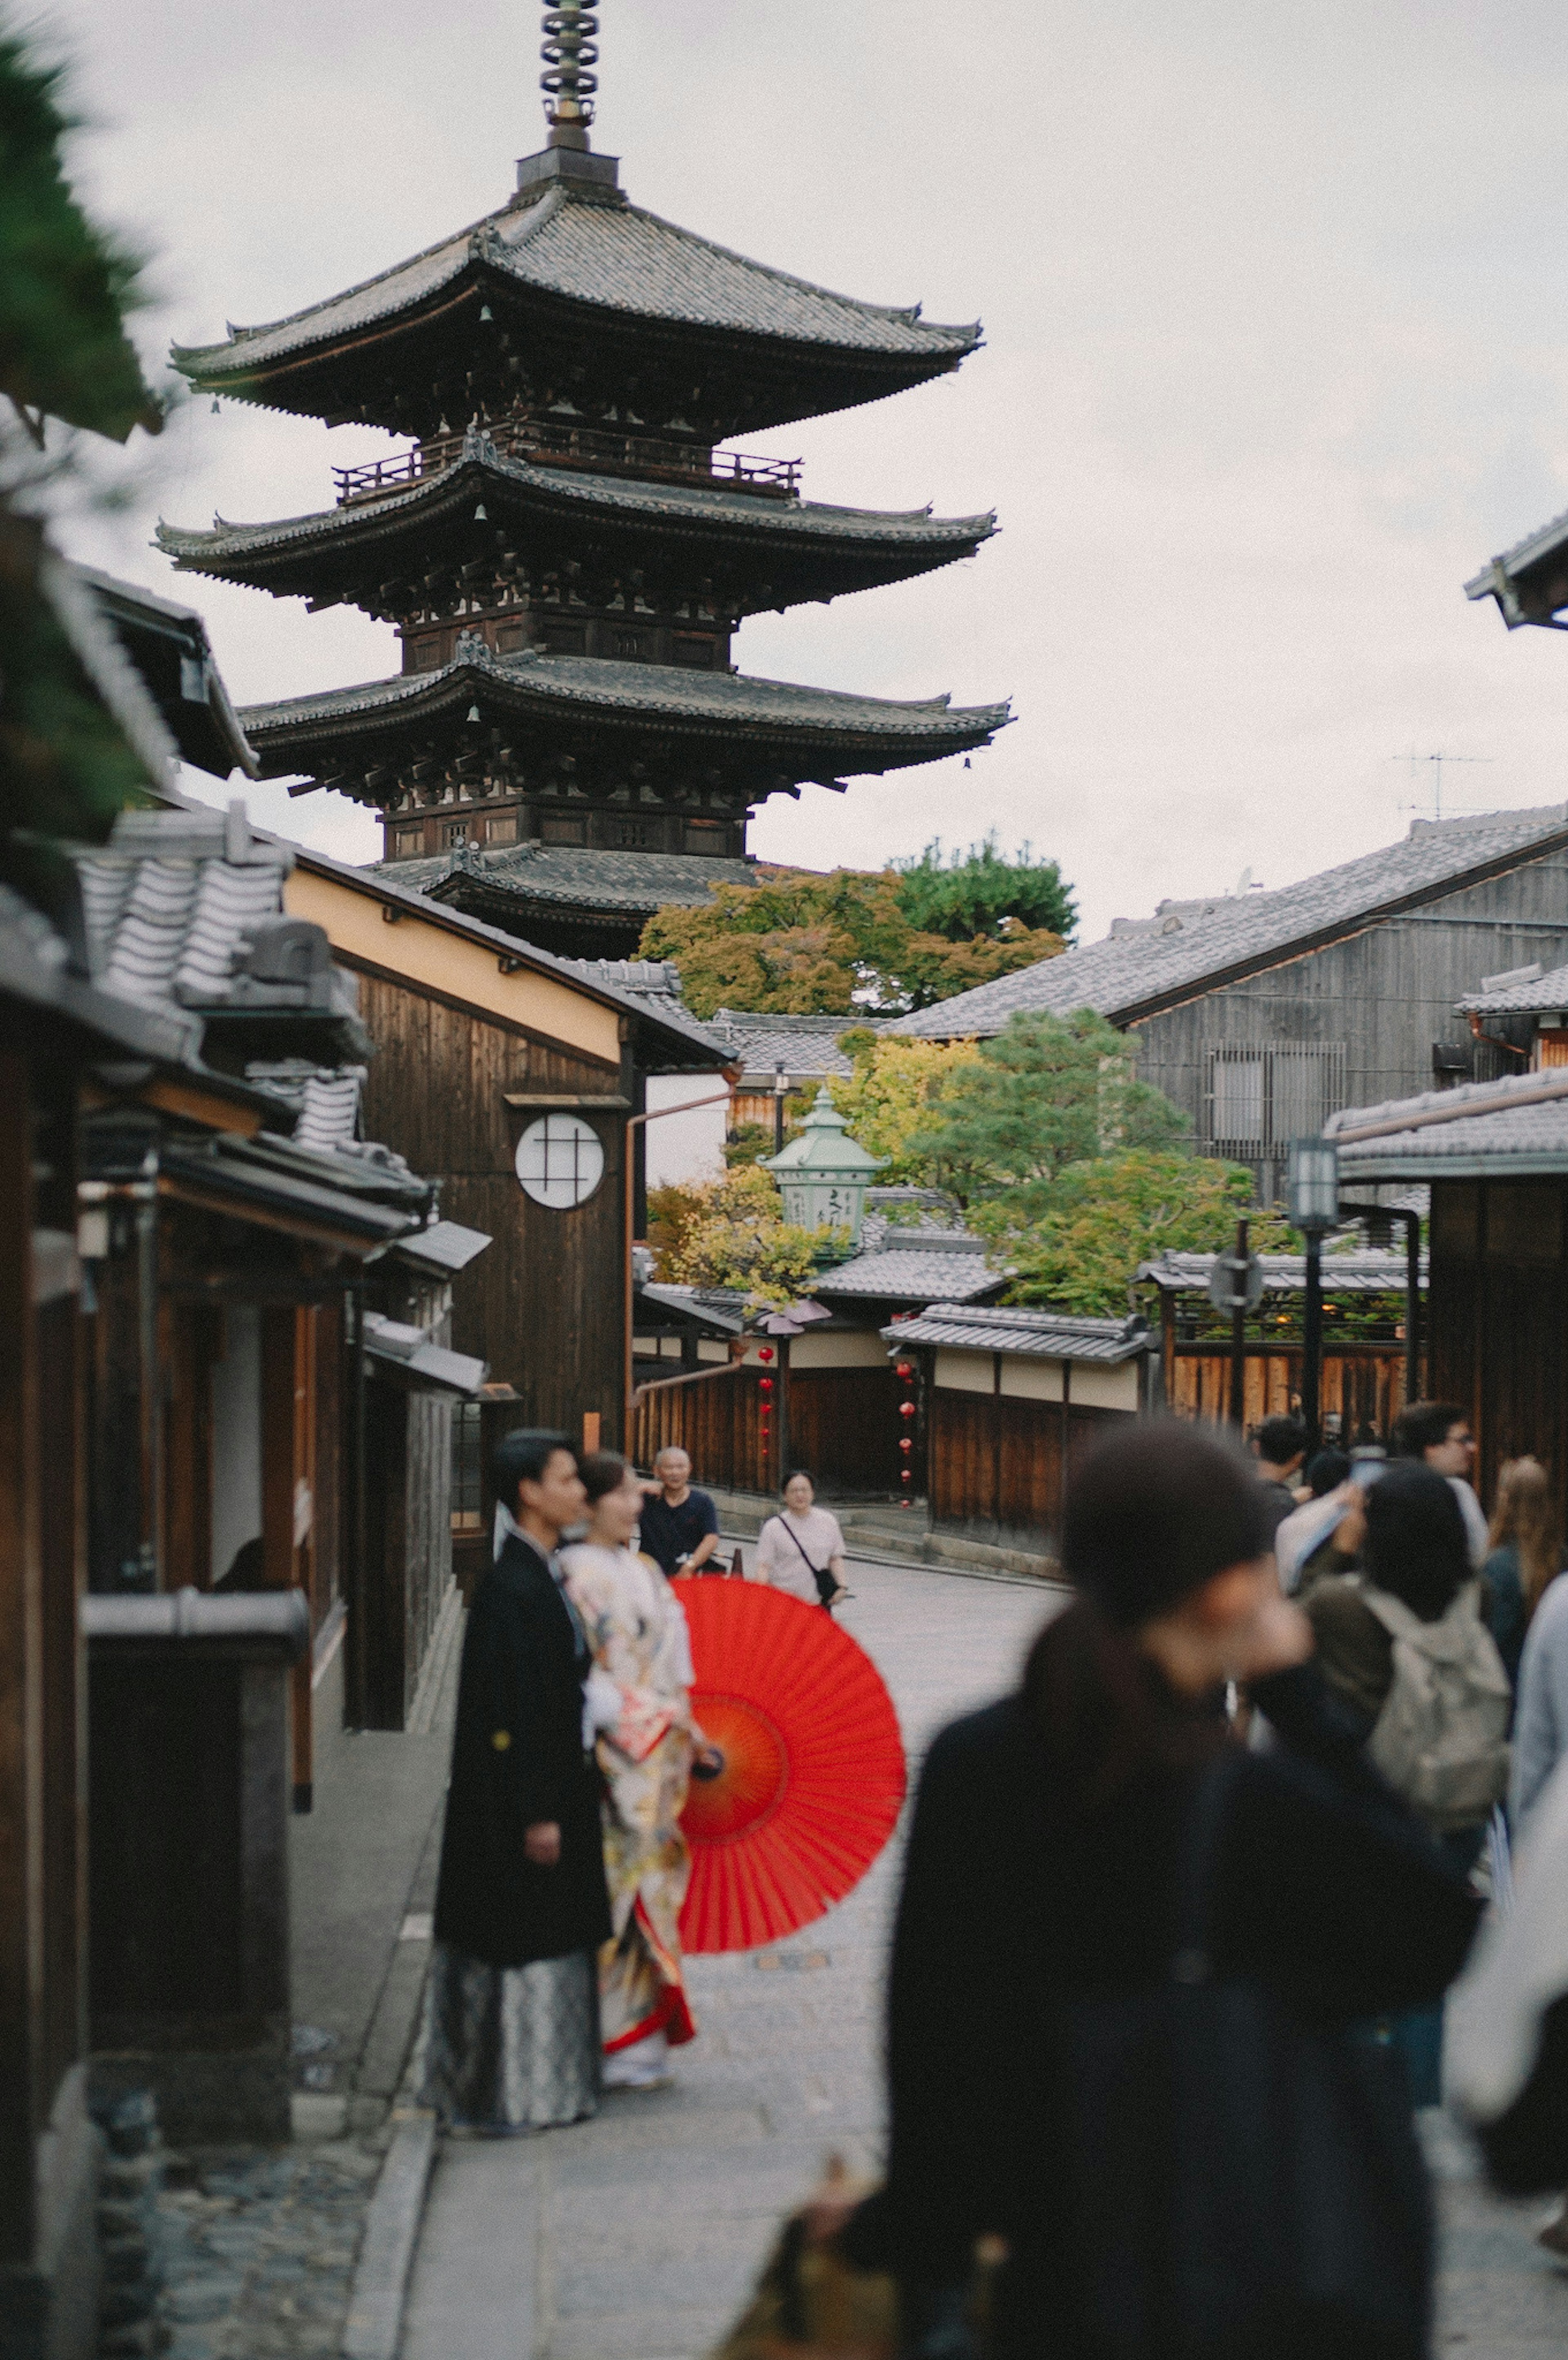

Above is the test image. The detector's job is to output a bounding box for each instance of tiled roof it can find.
[1138,1250,1422,1296]
[241,638,1010,757]
[74,805,364,1049]
[1465,505,1568,628]
[565,957,686,996]
[156,432,996,568]
[174,183,980,384]
[636,1282,748,1336]
[71,563,258,781]
[386,841,757,916]
[705,1008,888,1080]
[0,881,198,1065]
[361,1312,487,1397]
[813,1233,1003,1304]
[243,1060,365,1151]
[1326,1070,1568,1178]
[1455,958,1568,1015]
[893,805,1568,1039]
[882,1303,1153,1362]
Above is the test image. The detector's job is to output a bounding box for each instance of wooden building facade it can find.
[285,848,729,1446]
[881,1304,1158,1555]
[900,807,1568,1205]
[1332,1070,1568,1529]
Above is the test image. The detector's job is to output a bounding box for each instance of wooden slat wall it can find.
[1168,1345,1410,1439]
[927,1385,1120,1548]
[631,1364,777,1495]
[786,1367,904,1495]
[353,970,628,1439]
[1429,1179,1568,1530]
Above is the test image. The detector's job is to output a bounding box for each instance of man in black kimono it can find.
[421,1430,613,2133]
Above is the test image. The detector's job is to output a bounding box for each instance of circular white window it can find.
[513,1113,606,1209]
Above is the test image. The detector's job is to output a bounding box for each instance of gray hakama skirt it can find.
[417,1943,600,2132]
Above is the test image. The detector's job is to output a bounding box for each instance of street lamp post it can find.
[1287,1138,1340,1453]
[773,1063,788,1157]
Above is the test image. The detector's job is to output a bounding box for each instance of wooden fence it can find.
[927,1389,1123,1549]
[1167,1343,1410,1439]
[631,1363,778,1494]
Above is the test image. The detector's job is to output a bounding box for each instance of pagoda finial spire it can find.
[541,4,599,149]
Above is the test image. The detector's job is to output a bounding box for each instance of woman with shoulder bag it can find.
[755,1470,851,1610]
[840,1420,1480,2360]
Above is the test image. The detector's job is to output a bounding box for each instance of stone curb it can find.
[340,2108,437,2360]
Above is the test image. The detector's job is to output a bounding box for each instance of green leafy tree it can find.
[892,834,1077,945]
[645,1165,842,1305]
[909,1008,1190,1208]
[826,1031,982,1184]
[639,865,1066,1018]
[980,1151,1292,1316]
[0,31,161,445]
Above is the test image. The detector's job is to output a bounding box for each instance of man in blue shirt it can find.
[639,1446,721,1578]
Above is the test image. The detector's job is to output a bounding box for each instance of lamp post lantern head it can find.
[1287,1137,1340,1235]
[762,1085,886,1255]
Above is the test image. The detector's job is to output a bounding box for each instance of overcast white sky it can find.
[47,0,1568,941]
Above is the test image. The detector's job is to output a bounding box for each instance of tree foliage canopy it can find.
[646,1165,842,1305]
[639,859,1067,1019]
[826,1030,982,1185]
[892,834,1077,945]
[0,31,160,444]
[977,1151,1291,1317]
[907,1008,1191,1209]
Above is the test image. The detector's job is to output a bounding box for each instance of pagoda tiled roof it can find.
[239,640,1010,769]
[376,841,758,915]
[156,433,996,573]
[173,181,980,390]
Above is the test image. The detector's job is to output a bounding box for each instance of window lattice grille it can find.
[1205,1043,1346,1158]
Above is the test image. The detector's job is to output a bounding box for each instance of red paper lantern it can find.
[899,1401,915,1420]
[758,1377,773,1394]
[899,1437,913,1454]
[895,1362,913,1379]
[757,1346,775,1364]
[900,1469,913,1484]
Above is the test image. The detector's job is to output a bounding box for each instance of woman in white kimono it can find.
[562,1451,713,2089]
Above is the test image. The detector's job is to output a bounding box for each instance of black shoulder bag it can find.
[1040,1747,1432,2360]
[779,1518,839,1608]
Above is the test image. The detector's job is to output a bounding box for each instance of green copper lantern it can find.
[762,1085,886,1255]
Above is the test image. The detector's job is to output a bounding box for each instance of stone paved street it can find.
[148,2145,381,2360]
[400,1558,1056,2360]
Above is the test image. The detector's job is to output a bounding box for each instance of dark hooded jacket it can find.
[432,1531,612,1967]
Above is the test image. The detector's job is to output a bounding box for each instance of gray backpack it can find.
[1361,1580,1511,1831]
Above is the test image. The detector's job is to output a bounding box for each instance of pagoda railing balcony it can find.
[333,419,801,506]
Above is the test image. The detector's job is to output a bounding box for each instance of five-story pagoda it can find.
[161,4,1010,961]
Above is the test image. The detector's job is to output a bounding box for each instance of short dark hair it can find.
[1253,1415,1307,1468]
[1305,1448,1350,1498]
[492,1428,573,1504]
[579,1449,630,1504]
[1061,1419,1275,1628]
[1363,1461,1470,1619]
[1390,1401,1468,1460]
[782,1468,815,1495]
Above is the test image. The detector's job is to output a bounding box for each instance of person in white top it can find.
[754,1470,850,1610]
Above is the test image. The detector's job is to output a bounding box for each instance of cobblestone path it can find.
[400,1558,1055,2360]
[150,2144,380,2359]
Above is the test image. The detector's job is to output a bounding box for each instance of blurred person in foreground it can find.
[421,1431,611,2134]
[638,1443,721,1578]
[562,1450,713,2091]
[842,1420,1480,2360]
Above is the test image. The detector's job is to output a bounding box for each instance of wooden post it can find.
[1302,1230,1324,1452]
[1404,1209,1421,1410]
[582,1410,601,1455]
[1228,1219,1249,1430]
[0,1056,40,2264]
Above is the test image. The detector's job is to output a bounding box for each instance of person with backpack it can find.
[840,1421,1479,2360]
[1481,1455,1564,1693]
[1302,1461,1510,2106]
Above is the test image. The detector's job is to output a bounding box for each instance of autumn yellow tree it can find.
[827,1031,982,1184]
[646,1166,842,1305]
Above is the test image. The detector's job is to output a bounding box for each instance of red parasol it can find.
[673,1578,906,1954]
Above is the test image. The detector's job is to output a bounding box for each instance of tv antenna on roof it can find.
[1391,750,1493,824]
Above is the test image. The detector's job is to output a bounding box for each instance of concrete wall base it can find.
[0,2068,104,2360]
